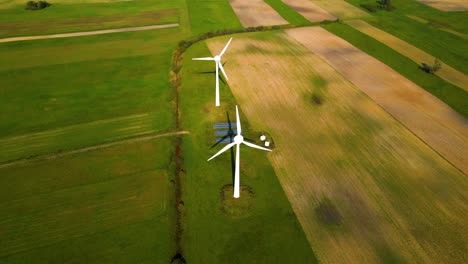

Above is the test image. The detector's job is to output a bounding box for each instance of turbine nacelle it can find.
[214,55,221,62]
[234,135,244,144]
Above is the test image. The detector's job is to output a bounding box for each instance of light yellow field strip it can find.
[0,23,179,44]
[346,20,468,91]
[308,0,369,19]
[0,130,189,169]
[227,0,288,27]
[282,0,336,22]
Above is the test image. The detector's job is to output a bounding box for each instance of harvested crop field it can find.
[286,26,467,175]
[227,0,288,27]
[418,0,468,11]
[346,20,468,91]
[207,32,467,263]
[307,0,368,19]
[282,0,336,22]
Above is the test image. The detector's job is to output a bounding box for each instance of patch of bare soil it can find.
[228,0,288,27]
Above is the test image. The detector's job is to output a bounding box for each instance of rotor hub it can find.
[214,55,221,62]
[234,135,243,144]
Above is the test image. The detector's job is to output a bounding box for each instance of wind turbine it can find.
[192,37,233,107]
[208,105,271,198]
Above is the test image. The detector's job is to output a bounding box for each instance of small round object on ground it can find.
[260,135,266,141]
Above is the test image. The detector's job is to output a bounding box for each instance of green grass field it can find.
[179,40,317,263]
[0,137,175,263]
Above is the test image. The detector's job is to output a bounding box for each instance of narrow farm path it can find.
[0,23,179,44]
[346,19,468,91]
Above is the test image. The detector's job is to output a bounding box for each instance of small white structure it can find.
[208,106,271,198]
[264,141,270,147]
[260,135,266,141]
[192,37,233,107]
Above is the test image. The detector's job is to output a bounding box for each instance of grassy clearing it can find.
[208,30,467,263]
[345,0,468,74]
[179,40,317,263]
[322,22,468,117]
[0,138,174,263]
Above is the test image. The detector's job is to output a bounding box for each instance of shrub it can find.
[26,0,50,10]
[420,59,442,74]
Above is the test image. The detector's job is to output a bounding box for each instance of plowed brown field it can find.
[282,0,336,22]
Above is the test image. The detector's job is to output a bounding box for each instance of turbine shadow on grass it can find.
[210,111,236,185]
[195,61,228,85]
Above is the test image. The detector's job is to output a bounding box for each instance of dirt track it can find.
[282,0,336,22]
[286,26,467,174]
[227,0,288,27]
[0,23,179,44]
[346,20,468,91]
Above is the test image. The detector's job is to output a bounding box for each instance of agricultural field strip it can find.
[405,15,468,39]
[306,0,368,19]
[0,23,179,43]
[417,0,468,11]
[346,20,468,91]
[282,0,336,22]
[227,0,288,27]
[0,130,189,169]
[207,32,467,263]
[286,26,467,174]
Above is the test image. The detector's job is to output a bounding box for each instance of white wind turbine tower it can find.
[208,105,271,198]
[192,37,233,107]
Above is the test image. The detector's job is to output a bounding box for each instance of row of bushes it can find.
[26,0,50,10]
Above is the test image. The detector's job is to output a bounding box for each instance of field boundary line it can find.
[0,23,180,44]
[0,130,189,169]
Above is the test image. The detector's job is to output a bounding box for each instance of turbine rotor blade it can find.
[235,105,241,135]
[192,57,214,61]
[243,141,272,152]
[207,142,235,161]
[218,62,229,80]
[219,37,233,57]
